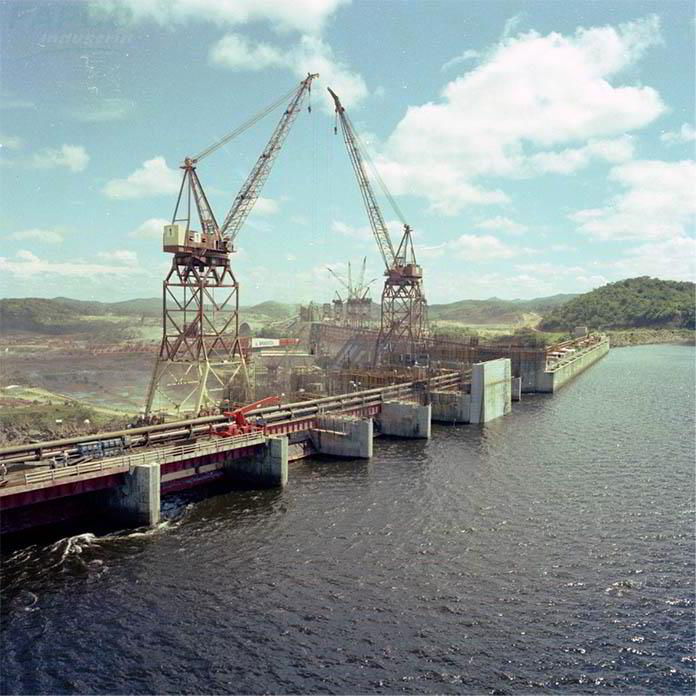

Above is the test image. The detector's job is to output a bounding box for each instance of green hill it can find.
[0,298,85,334]
[243,301,297,320]
[428,294,576,324]
[53,296,161,316]
[539,277,695,330]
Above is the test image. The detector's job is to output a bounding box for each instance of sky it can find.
[0,0,694,305]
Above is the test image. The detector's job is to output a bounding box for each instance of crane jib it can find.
[219,74,318,244]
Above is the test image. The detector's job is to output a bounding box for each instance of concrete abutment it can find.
[380,401,432,439]
[224,436,288,487]
[310,416,373,459]
[105,461,161,528]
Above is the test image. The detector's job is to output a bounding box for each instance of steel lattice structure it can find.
[145,253,251,417]
[328,88,427,365]
[145,75,317,417]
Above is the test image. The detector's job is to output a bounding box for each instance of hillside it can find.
[428,294,576,324]
[53,296,161,316]
[244,301,298,319]
[540,277,695,330]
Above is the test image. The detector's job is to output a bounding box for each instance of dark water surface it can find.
[2,345,694,694]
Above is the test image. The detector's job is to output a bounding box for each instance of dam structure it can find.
[0,333,609,537]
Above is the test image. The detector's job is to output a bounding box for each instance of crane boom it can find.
[220,73,318,246]
[327,87,397,271]
[327,266,353,296]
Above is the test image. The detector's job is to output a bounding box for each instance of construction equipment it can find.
[327,257,376,328]
[212,395,281,437]
[145,74,318,417]
[327,87,427,365]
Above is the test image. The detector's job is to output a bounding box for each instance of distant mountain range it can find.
[1,279,691,334]
[0,293,572,334]
[427,294,576,323]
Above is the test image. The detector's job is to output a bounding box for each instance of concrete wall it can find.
[430,390,471,423]
[536,338,609,393]
[310,415,373,458]
[106,461,161,527]
[380,401,431,439]
[519,357,548,393]
[224,436,288,487]
[470,358,512,424]
[511,377,522,402]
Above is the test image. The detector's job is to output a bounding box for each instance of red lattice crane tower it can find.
[145,74,318,417]
[328,87,427,365]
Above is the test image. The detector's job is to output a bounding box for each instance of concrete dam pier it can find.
[0,337,609,536]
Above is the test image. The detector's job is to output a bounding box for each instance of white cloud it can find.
[103,157,181,199]
[420,233,526,262]
[97,249,139,263]
[501,13,524,41]
[254,196,280,215]
[6,228,64,244]
[604,237,696,281]
[660,123,696,145]
[30,144,89,172]
[0,134,23,150]
[331,218,403,242]
[210,33,368,111]
[377,15,664,214]
[16,250,39,262]
[477,216,527,236]
[0,249,140,279]
[129,217,169,239]
[528,136,635,174]
[96,0,348,34]
[448,234,522,261]
[209,34,285,70]
[570,159,696,241]
[441,49,479,72]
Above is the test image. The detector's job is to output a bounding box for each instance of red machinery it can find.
[212,395,281,438]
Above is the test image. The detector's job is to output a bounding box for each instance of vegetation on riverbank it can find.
[540,277,695,331]
[606,328,695,348]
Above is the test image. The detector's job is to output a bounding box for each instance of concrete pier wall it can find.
[470,359,512,424]
[511,377,522,402]
[310,416,373,458]
[430,390,471,423]
[520,358,548,393]
[536,338,609,393]
[380,401,432,439]
[224,436,288,487]
[106,461,161,527]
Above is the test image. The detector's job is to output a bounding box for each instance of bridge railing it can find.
[20,431,267,486]
[2,371,463,468]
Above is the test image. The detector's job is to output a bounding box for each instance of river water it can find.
[1,344,694,694]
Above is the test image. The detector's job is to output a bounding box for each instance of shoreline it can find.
[606,329,695,348]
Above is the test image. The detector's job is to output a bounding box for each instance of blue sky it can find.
[1,0,694,304]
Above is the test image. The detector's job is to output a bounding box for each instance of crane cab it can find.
[163,223,187,251]
[163,223,228,255]
[403,263,422,279]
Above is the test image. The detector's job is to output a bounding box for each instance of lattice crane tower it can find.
[327,87,427,366]
[145,74,318,417]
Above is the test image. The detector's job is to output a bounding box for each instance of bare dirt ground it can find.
[0,335,157,443]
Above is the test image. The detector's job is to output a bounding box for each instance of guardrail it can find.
[20,431,267,486]
[545,337,608,373]
[1,371,462,467]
